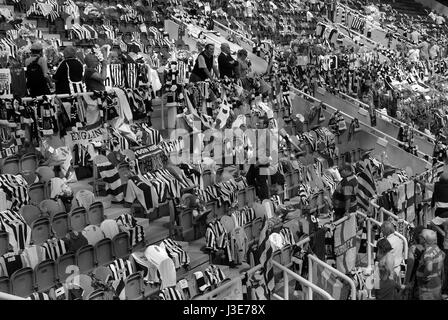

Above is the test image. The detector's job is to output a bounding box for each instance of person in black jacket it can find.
[218,43,237,79]
[189,43,220,82]
[431,172,448,218]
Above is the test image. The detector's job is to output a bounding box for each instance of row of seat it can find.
[0,232,132,298]
[0,153,39,178]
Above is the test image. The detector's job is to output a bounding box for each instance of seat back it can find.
[0,231,8,256]
[272,250,282,280]
[10,268,34,298]
[281,244,292,266]
[34,259,57,292]
[35,166,55,184]
[21,171,37,185]
[76,245,96,274]
[251,217,263,241]
[245,186,256,205]
[0,276,10,293]
[69,207,88,232]
[179,209,193,230]
[87,201,105,226]
[202,170,213,188]
[39,199,65,220]
[28,183,45,206]
[112,232,131,259]
[57,252,76,283]
[237,190,246,209]
[31,217,51,245]
[51,212,70,238]
[1,156,20,175]
[244,222,253,243]
[87,289,106,300]
[19,205,41,227]
[94,238,114,266]
[125,272,144,300]
[20,153,38,175]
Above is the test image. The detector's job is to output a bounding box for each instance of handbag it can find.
[66,61,86,95]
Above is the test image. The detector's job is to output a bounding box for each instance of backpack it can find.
[26,57,46,87]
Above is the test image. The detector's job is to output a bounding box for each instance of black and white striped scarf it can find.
[160,238,190,269]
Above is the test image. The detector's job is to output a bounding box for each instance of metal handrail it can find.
[308,254,357,300]
[0,292,26,300]
[291,87,431,161]
[271,260,334,300]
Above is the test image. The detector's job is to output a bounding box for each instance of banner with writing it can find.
[334,214,357,274]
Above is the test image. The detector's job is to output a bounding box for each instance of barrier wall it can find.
[314,88,435,157]
[290,90,430,175]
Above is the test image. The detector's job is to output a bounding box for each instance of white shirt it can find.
[436,15,445,25]
[387,233,404,268]
[411,30,420,44]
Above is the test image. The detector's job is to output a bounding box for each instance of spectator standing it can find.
[218,43,237,79]
[53,46,84,94]
[83,54,107,92]
[332,163,358,221]
[189,43,219,82]
[25,42,52,96]
[381,221,404,279]
[403,226,425,300]
[416,229,445,300]
[374,264,403,300]
[235,49,252,89]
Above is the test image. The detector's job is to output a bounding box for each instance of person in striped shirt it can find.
[416,229,445,300]
[332,163,358,221]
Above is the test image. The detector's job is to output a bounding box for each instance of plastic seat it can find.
[0,232,8,256]
[51,212,70,239]
[87,289,106,300]
[0,276,10,293]
[10,268,34,298]
[35,166,55,184]
[179,209,193,230]
[21,171,37,185]
[28,183,45,206]
[125,272,144,300]
[100,220,120,239]
[251,217,263,241]
[20,153,38,175]
[31,217,51,245]
[272,250,282,280]
[244,222,253,242]
[34,259,57,293]
[57,252,76,283]
[19,205,41,227]
[39,199,66,220]
[93,266,113,283]
[69,207,88,232]
[202,170,213,188]
[94,238,114,266]
[87,201,105,226]
[76,245,96,274]
[1,156,20,175]
[281,245,293,266]
[245,186,256,205]
[112,232,131,259]
[237,190,246,209]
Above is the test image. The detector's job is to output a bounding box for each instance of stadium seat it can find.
[21,171,37,185]
[272,250,282,281]
[179,209,193,231]
[251,217,263,241]
[51,212,70,239]
[19,205,41,227]
[245,186,256,205]
[76,245,96,274]
[125,272,144,300]
[237,190,246,209]
[87,289,106,300]
[28,183,45,206]
[93,266,113,283]
[94,238,114,266]
[0,276,10,294]
[69,207,88,232]
[34,259,57,293]
[57,252,76,283]
[244,222,253,242]
[31,217,51,245]
[19,153,38,175]
[87,201,105,226]
[1,156,20,175]
[202,170,213,188]
[39,199,66,220]
[10,268,34,298]
[281,244,292,266]
[0,232,8,256]
[100,220,120,239]
[112,232,131,259]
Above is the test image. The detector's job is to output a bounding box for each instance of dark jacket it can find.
[218,52,236,79]
[190,51,213,82]
[53,58,84,94]
[431,181,448,217]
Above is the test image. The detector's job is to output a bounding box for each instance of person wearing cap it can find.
[25,42,52,96]
[416,229,445,300]
[218,43,237,79]
[381,221,404,279]
[331,163,358,221]
[53,46,84,94]
[403,226,425,300]
[189,43,219,82]
[83,53,107,92]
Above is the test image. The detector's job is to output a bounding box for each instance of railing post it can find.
[367,218,372,271]
[284,270,289,300]
[308,257,313,300]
